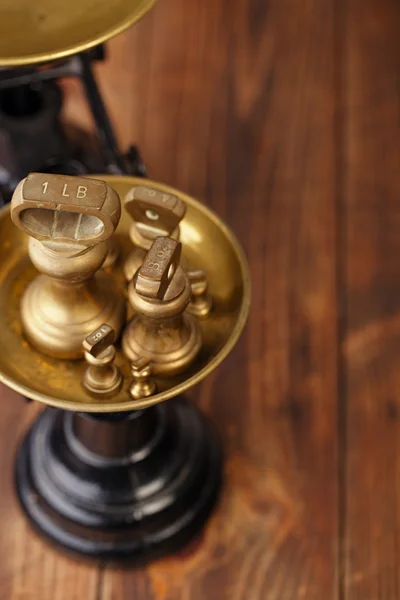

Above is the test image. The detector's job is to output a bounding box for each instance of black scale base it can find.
[15,398,222,563]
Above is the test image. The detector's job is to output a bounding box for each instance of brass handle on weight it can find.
[123,185,186,281]
[124,185,186,245]
[11,172,120,247]
[82,324,123,398]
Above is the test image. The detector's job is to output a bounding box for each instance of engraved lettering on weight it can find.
[147,261,161,271]
[41,181,48,194]
[88,325,111,344]
[156,245,170,260]
[94,326,110,340]
[62,184,70,197]
[83,324,115,357]
[76,186,87,199]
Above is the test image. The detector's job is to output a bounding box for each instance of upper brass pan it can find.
[0,0,156,67]
[0,175,250,412]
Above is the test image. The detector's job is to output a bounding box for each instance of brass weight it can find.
[0,0,157,67]
[122,236,202,376]
[123,185,186,281]
[10,172,126,359]
[82,324,123,398]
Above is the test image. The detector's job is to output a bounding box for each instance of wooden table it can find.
[1,0,399,597]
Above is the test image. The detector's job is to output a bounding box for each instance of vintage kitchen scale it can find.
[0,1,250,563]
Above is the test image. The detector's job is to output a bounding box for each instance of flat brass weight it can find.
[0,175,250,412]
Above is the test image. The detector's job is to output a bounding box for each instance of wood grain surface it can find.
[0,0,398,597]
[343,0,400,598]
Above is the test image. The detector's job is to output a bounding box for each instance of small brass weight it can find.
[82,324,123,397]
[123,185,186,281]
[0,173,249,563]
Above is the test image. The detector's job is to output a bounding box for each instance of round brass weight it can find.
[0,0,156,67]
[0,176,250,412]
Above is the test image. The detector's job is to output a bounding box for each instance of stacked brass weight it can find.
[122,236,202,376]
[10,172,125,359]
[123,185,186,281]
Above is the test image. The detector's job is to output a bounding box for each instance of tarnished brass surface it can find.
[0,0,156,67]
[135,237,183,300]
[10,173,125,359]
[82,324,123,398]
[129,358,156,400]
[83,323,115,357]
[124,185,186,281]
[122,237,202,376]
[125,186,186,245]
[12,173,120,246]
[0,175,250,412]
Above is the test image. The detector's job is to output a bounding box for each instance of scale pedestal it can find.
[17,400,221,562]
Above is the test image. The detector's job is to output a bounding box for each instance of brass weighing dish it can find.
[0,175,250,412]
[0,0,156,67]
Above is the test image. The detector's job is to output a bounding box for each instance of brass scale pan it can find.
[0,176,250,412]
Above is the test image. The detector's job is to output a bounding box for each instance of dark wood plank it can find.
[0,387,100,600]
[87,0,339,598]
[344,0,400,597]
